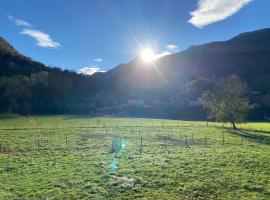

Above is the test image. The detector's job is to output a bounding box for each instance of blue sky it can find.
[1,0,270,74]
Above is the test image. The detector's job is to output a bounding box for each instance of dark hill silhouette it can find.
[0,36,47,77]
[0,36,18,54]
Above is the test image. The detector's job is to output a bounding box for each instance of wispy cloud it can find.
[188,0,253,28]
[21,29,61,48]
[165,44,178,51]
[7,15,32,27]
[154,50,172,60]
[80,58,106,75]
[7,15,61,49]
[154,44,179,59]
[93,58,103,62]
[79,66,106,76]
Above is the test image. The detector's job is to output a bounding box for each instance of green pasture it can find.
[0,115,269,199]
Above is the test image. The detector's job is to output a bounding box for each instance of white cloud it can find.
[7,15,61,49]
[21,29,61,48]
[93,58,103,62]
[79,66,105,75]
[7,15,32,27]
[188,0,253,28]
[155,50,172,60]
[165,44,178,51]
[154,44,179,60]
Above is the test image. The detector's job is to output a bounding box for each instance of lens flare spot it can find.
[110,161,118,171]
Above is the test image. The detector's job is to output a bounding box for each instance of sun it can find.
[140,48,155,62]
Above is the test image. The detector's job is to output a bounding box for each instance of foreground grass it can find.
[0,115,269,199]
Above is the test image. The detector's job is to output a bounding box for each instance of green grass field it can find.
[0,115,270,199]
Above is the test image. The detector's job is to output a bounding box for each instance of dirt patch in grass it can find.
[111,174,136,188]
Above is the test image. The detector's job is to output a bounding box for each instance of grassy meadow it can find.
[0,115,270,199]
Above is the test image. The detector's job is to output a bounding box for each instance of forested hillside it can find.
[0,36,103,114]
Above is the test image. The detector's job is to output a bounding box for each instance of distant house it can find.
[127,99,144,106]
[250,102,261,109]
[144,99,164,108]
[189,97,203,106]
[31,71,48,87]
[251,91,262,95]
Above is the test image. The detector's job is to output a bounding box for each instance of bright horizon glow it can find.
[140,48,155,63]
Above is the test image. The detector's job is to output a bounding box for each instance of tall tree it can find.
[202,75,250,129]
[4,75,32,114]
[185,77,214,99]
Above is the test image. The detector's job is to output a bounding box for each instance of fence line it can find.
[0,133,247,155]
[1,122,269,133]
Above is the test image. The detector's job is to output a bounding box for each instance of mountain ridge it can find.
[0,36,19,55]
[1,28,270,117]
[97,28,270,91]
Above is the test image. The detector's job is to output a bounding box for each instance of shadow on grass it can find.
[229,129,270,145]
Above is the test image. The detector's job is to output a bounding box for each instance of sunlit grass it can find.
[0,115,269,199]
[0,115,269,131]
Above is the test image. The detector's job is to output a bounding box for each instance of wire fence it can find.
[0,124,267,155]
[0,120,269,133]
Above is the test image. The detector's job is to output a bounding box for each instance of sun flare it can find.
[141,48,155,62]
